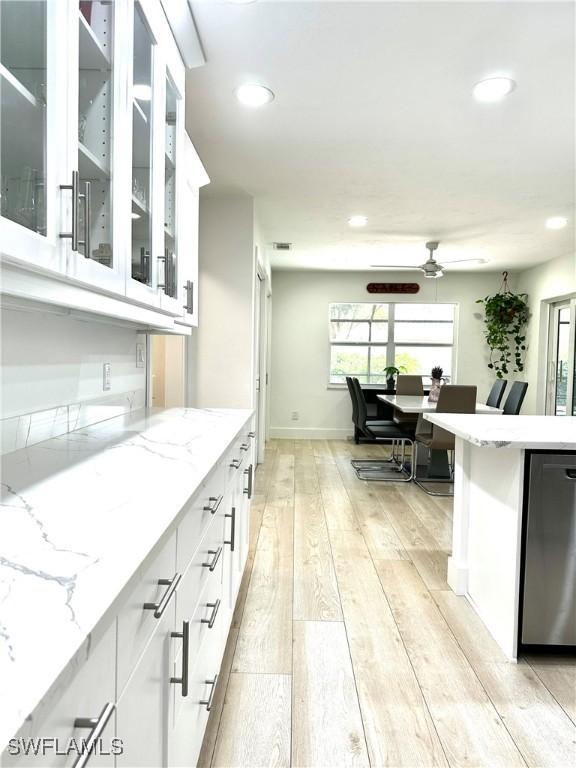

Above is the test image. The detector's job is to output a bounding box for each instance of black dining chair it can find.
[502,381,528,415]
[486,379,507,408]
[349,377,414,481]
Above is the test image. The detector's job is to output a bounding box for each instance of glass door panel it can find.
[1,0,47,234]
[162,76,178,297]
[554,307,571,415]
[131,4,154,285]
[546,299,576,416]
[77,0,113,266]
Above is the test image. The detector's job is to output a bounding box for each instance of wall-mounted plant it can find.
[476,272,529,379]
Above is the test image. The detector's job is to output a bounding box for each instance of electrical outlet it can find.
[136,343,145,368]
[291,411,299,421]
[103,363,111,391]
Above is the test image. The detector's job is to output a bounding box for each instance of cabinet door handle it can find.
[203,494,223,515]
[201,599,221,629]
[78,181,91,259]
[230,457,243,469]
[73,702,115,768]
[244,464,253,499]
[143,572,182,618]
[203,546,222,572]
[566,469,576,480]
[248,431,256,439]
[225,507,236,552]
[182,280,193,313]
[170,620,190,697]
[60,170,79,251]
[200,675,218,711]
[240,443,249,452]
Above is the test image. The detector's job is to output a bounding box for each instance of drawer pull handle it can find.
[204,494,224,515]
[170,620,190,697]
[244,464,253,499]
[203,546,222,572]
[230,458,243,469]
[201,599,221,629]
[200,675,218,712]
[240,443,249,452]
[73,702,115,768]
[248,431,256,439]
[143,572,182,619]
[566,469,576,480]
[225,507,236,552]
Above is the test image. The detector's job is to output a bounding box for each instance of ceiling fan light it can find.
[424,270,443,279]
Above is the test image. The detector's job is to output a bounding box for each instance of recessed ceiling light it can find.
[545,216,568,230]
[131,212,140,220]
[348,215,368,227]
[133,84,152,101]
[235,83,274,107]
[473,77,516,103]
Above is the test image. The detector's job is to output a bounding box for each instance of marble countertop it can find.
[0,407,253,750]
[424,414,576,448]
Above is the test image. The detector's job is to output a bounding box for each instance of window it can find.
[329,302,455,384]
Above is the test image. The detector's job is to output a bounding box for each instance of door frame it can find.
[545,296,576,415]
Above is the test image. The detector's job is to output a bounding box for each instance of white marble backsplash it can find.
[0,389,146,456]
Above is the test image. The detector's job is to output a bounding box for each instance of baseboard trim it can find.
[269,427,353,440]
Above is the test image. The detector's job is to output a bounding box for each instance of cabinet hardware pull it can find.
[143,572,182,618]
[200,675,218,712]
[201,599,221,629]
[230,457,243,469]
[60,170,79,251]
[225,507,236,552]
[248,431,256,439]
[78,181,91,259]
[244,464,253,499]
[203,494,223,515]
[203,546,222,572]
[566,469,576,480]
[170,620,190,697]
[73,702,115,768]
[240,443,249,452]
[182,280,194,313]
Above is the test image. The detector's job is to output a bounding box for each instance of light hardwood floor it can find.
[199,440,576,768]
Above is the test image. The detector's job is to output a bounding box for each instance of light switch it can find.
[103,363,111,391]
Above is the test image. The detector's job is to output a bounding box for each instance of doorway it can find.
[546,297,576,415]
[150,334,186,408]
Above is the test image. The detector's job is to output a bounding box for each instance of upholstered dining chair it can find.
[414,384,477,496]
[350,377,414,481]
[502,381,528,415]
[393,375,424,431]
[486,379,507,408]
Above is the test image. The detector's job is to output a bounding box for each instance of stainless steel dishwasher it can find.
[521,451,576,648]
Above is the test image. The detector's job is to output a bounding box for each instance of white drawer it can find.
[177,463,226,573]
[169,626,222,768]
[2,622,116,768]
[117,532,177,697]
[176,513,225,627]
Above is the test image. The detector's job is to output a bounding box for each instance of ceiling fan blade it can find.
[369,264,421,269]
[441,257,487,264]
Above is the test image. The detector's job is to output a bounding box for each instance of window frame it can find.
[328,301,457,385]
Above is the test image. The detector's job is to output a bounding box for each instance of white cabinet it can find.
[0,0,208,328]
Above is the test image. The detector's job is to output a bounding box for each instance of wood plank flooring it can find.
[199,440,576,768]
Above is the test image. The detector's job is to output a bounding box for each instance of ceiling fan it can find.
[370,241,486,279]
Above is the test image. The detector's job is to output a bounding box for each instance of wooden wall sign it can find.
[367,282,420,294]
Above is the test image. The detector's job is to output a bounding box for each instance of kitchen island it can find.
[423,414,576,660]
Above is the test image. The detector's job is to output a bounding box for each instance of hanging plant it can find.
[476,272,529,379]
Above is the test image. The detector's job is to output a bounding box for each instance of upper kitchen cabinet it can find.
[0,0,69,275]
[0,0,208,327]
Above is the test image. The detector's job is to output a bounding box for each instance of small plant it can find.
[383,365,407,379]
[431,366,443,381]
[476,272,529,379]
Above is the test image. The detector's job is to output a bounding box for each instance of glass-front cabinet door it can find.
[0,0,68,273]
[66,0,124,293]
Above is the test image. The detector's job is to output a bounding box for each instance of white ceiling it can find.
[186,1,575,272]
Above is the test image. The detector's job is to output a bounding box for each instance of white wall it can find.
[269,269,513,438]
[194,194,256,409]
[517,252,576,414]
[0,306,146,419]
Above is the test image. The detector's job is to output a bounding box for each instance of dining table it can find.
[376,394,502,479]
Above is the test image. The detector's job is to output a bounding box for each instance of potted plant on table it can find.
[428,366,444,402]
[383,365,407,390]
